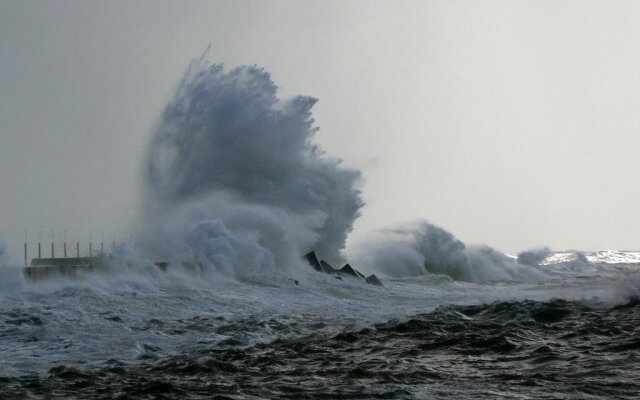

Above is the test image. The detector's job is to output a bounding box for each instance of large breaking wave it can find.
[138,57,363,276]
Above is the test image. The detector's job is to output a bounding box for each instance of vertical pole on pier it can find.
[112,230,115,253]
[89,230,93,258]
[24,230,28,267]
[51,231,54,258]
[38,230,41,259]
[76,229,80,258]
[63,229,67,258]
[101,231,104,254]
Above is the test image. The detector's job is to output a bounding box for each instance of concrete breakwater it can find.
[22,252,384,287]
[24,257,105,280]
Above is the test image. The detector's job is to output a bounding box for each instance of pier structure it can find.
[22,229,137,266]
[19,229,164,281]
[20,229,141,278]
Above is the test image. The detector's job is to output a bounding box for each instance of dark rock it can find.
[365,274,383,286]
[154,262,168,271]
[320,260,337,274]
[303,251,379,285]
[338,264,363,278]
[304,251,322,272]
[338,264,364,278]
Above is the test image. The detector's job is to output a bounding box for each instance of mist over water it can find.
[0,246,24,296]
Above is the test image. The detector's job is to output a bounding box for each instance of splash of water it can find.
[348,220,546,283]
[139,57,363,276]
[517,247,552,266]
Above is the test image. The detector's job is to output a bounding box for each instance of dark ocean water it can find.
[1,298,639,399]
[1,251,639,399]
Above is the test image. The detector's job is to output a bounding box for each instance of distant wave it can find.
[349,221,547,283]
[517,247,552,266]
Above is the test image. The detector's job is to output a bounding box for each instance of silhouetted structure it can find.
[302,251,383,286]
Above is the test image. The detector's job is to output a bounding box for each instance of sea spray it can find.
[348,220,546,283]
[139,58,363,275]
[517,247,552,266]
[0,241,26,294]
[137,56,547,283]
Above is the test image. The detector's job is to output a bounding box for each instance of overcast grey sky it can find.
[1,0,639,255]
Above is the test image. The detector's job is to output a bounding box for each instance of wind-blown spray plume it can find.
[517,247,552,266]
[140,58,362,276]
[349,221,546,283]
[0,241,25,293]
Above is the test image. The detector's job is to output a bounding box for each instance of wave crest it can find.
[349,221,546,283]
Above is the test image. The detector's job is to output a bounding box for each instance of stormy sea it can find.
[1,58,639,399]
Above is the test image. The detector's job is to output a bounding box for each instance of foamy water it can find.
[1,251,638,378]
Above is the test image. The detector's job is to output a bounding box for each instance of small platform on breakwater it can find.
[23,257,204,281]
[24,257,107,280]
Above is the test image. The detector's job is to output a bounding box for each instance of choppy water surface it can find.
[1,252,639,399]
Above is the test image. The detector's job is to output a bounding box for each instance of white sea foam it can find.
[348,220,547,283]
